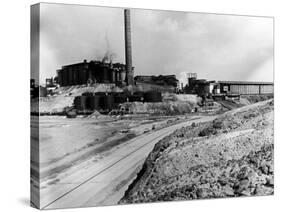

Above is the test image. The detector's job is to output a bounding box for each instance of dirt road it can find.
[41,115,216,209]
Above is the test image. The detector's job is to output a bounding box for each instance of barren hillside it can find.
[120,99,274,203]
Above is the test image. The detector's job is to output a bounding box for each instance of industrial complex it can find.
[184,73,273,100]
[31,5,274,209]
[32,8,273,114]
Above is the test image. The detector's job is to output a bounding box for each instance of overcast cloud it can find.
[39,3,273,85]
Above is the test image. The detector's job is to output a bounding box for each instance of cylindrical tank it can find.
[114,94,127,104]
[81,69,87,84]
[103,95,114,110]
[110,69,116,83]
[74,96,87,110]
[116,69,121,82]
[115,69,118,82]
[144,91,162,102]
[98,95,105,109]
[81,92,93,109]
[64,69,69,86]
[102,66,109,83]
[89,95,100,110]
[121,69,126,82]
[72,69,77,85]
[128,94,143,102]
[97,94,114,110]
[72,68,75,85]
[76,68,81,84]
[68,68,73,86]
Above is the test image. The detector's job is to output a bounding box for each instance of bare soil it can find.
[120,99,274,203]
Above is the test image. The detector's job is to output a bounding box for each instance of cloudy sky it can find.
[39,3,274,85]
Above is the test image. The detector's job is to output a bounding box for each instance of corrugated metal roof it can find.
[218,81,273,85]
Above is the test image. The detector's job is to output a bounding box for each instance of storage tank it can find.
[103,95,114,110]
[81,92,93,109]
[67,68,72,86]
[120,69,126,82]
[81,69,87,84]
[89,95,101,110]
[128,94,143,102]
[110,68,116,83]
[144,91,162,102]
[98,94,114,110]
[114,93,127,104]
[102,65,109,83]
[73,68,78,85]
[115,69,120,82]
[74,96,87,110]
[62,69,68,86]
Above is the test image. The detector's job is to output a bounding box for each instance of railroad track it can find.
[41,115,216,209]
[41,132,170,209]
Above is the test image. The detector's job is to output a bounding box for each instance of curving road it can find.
[41,115,216,209]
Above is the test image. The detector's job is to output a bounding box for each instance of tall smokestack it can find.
[124,9,134,86]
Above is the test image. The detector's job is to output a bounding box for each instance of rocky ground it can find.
[120,99,274,203]
[242,94,273,104]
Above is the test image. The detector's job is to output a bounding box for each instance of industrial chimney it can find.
[124,9,134,86]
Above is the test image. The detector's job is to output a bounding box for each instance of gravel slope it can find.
[120,99,274,203]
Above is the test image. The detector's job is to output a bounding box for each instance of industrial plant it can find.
[31,8,274,115]
[31,5,274,210]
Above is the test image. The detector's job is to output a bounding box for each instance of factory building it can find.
[185,73,273,96]
[56,60,179,93]
[55,9,179,94]
[218,81,274,95]
[56,9,135,88]
[57,60,130,86]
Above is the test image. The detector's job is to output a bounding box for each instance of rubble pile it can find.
[120,99,274,203]
[242,94,273,104]
[162,93,201,104]
[31,96,75,114]
[120,101,196,115]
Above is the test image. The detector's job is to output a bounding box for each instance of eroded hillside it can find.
[120,99,274,203]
